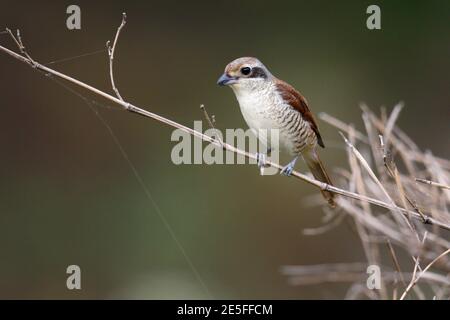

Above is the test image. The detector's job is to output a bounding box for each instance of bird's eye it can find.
[240,67,251,75]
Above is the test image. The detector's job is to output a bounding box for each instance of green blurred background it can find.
[0,0,448,299]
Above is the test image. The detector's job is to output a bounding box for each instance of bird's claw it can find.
[280,164,294,177]
[280,156,298,177]
[256,153,267,175]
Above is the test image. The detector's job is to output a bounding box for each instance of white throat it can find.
[230,79,279,132]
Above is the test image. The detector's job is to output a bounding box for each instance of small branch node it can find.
[107,13,128,101]
[200,104,224,149]
[415,178,450,190]
[6,27,37,67]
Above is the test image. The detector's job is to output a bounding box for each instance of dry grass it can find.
[1,18,449,300]
[282,103,450,299]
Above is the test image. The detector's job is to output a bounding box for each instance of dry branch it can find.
[415,178,450,191]
[291,107,450,299]
[400,248,450,300]
[107,12,127,101]
[2,21,447,231]
[0,37,448,231]
[2,16,450,300]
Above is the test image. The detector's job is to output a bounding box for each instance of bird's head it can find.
[217,57,272,90]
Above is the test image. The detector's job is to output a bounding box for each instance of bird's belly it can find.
[238,98,301,154]
[238,94,277,129]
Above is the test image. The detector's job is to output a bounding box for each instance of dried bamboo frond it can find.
[283,104,450,300]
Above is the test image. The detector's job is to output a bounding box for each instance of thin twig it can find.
[401,232,427,300]
[347,126,387,299]
[380,135,427,223]
[107,12,127,101]
[340,131,417,232]
[383,102,404,149]
[5,28,37,67]
[200,104,224,149]
[386,239,407,287]
[2,44,447,230]
[282,263,450,287]
[400,247,450,300]
[415,178,450,190]
[3,13,450,301]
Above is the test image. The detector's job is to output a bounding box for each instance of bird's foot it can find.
[256,153,268,175]
[280,157,298,177]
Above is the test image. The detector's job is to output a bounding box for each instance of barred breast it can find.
[267,103,318,155]
[233,81,317,155]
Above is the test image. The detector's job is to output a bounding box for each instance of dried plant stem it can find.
[5,28,37,66]
[321,112,450,171]
[380,135,427,223]
[2,17,450,300]
[400,248,450,300]
[383,102,404,149]
[0,38,449,232]
[340,132,416,232]
[415,178,450,190]
[106,12,127,101]
[386,239,407,287]
[200,104,224,148]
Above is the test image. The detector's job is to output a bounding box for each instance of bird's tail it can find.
[303,149,336,208]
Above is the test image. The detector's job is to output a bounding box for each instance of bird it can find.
[217,57,336,207]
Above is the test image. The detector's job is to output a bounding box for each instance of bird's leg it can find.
[280,156,299,177]
[256,147,271,175]
[256,153,266,175]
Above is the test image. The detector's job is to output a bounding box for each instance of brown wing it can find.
[275,79,325,148]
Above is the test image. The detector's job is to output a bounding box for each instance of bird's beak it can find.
[217,73,237,86]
